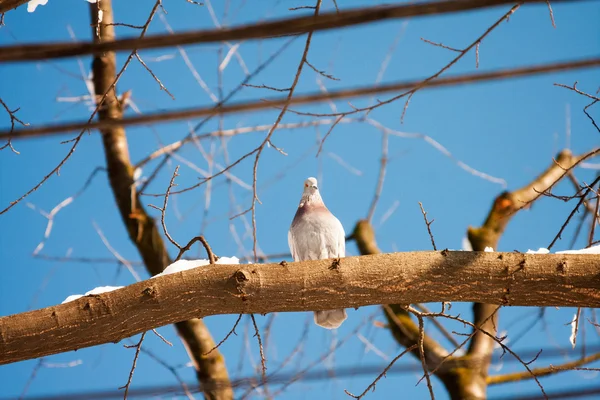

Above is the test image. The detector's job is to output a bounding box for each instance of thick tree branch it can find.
[465,149,584,399]
[3,57,599,141]
[89,2,232,399]
[0,0,578,62]
[0,0,27,13]
[1,251,599,365]
[351,221,447,369]
[468,150,583,251]
[351,221,487,399]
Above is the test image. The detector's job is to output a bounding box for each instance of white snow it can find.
[556,244,600,255]
[29,0,97,13]
[153,256,240,278]
[461,237,473,251]
[570,313,578,349]
[523,245,599,255]
[62,286,124,304]
[27,0,48,12]
[133,167,143,182]
[484,247,494,252]
[526,248,550,254]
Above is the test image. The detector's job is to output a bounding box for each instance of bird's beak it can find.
[311,185,317,189]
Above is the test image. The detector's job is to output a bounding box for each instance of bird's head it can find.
[303,177,319,195]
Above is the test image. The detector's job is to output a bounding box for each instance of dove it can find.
[288,177,348,329]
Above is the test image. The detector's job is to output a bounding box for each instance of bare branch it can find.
[148,166,181,249]
[488,350,600,385]
[0,97,28,154]
[5,56,600,142]
[0,0,570,62]
[120,332,147,399]
[344,345,417,399]
[418,202,437,251]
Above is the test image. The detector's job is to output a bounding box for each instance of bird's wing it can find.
[288,229,298,261]
[336,216,346,258]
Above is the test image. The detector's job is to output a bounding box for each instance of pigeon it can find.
[288,177,348,329]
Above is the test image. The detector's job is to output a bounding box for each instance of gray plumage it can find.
[288,177,347,329]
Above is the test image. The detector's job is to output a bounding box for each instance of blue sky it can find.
[1,0,600,399]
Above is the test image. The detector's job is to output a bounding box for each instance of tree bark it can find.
[1,250,599,365]
[0,0,27,13]
[88,2,232,399]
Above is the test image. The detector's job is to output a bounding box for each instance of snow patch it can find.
[27,0,48,12]
[570,313,578,349]
[62,285,124,304]
[461,237,473,251]
[556,244,600,255]
[153,256,240,278]
[526,248,550,254]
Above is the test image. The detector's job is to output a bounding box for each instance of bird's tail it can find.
[314,309,347,329]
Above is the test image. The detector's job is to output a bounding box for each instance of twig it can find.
[420,37,461,52]
[316,115,343,156]
[488,350,600,385]
[204,314,243,356]
[93,221,142,282]
[250,314,267,392]
[135,347,195,400]
[344,345,417,399]
[589,191,599,246]
[366,117,506,187]
[554,82,600,133]
[243,83,291,92]
[555,82,600,102]
[547,175,600,250]
[418,202,437,251]
[120,332,147,399]
[0,97,28,154]
[151,329,172,346]
[148,165,181,249]
[416,314,436,399]
[175,235,216,263]
[135,52,175,99]
[571,308,582,349]
[412,303,460,348]
[545,0,557,28]
[305,59,339,81]
[367,129,389,221]
[18,359,44,400]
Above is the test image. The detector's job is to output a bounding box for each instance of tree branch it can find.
[350,220,486,399]
[464,149,585,399]
[3,57,599,141]
[487,351,600,385]
[468,150,584,251]
[1,251,599,365]
[89,2,232,399]
[0,0,575,62]
[0,0,27,13]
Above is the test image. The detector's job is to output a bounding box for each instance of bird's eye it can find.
[304,184,308,187]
